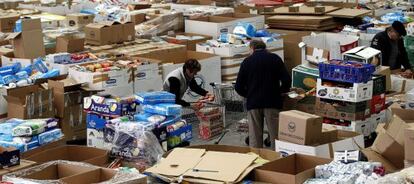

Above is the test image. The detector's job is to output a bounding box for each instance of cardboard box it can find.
[254,154,332,184]
[276,130,365,158]
[130,13,146,25]
[66,13,94,28]
[0,14,20,32]
[25,145,108,166]
[185,16,242,39]
[372,132,404,169]
[163,33,212,51]
[16,18,42,32]
[56,35,85,53]
[374,66,391,92]
[322,118,375,137]
[316,78,373,103]
[4,85,55,119]
[292,65,319,91]
[371,94,385,114]
[301,33,359,67]
[405,127,414,161]
[86,113,112,150]
[0,160,36,176]
[22,139,66,158]
[84,23,114,46]
[68,62,129,93]
[362,148,398,173]
[8,30,45,59]
[3,161,147,184]
[122,22,135,42]
[278,110,322,145]
[315,98,370,121]
[343,46,382,67]
[0,146,20,169]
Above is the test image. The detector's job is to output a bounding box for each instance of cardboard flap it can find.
[146,148,206,176]
[183,151,257,182]
[47,78,83,93]
[86,24,108,29]
[101,21,121,26]
[5,32,21,40]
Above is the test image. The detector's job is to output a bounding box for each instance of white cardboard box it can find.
[196,39,283,57]
[316,78,373,103]
[300,33,359,67]
[371,110,386,126]
[1,56,33,67]
[275,131,365,158]
[343,46,382,66]
[68,64,130,91]
[322,118,375,137]
[46,60,101,75]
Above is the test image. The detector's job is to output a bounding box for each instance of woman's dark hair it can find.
[250,40,267,50]
[183,59,201,72]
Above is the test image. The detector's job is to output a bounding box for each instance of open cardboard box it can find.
[25,145,109,166]
[162,32,212,51]
[254,154,332,184]
[276,130,365,159]
[185,16,242,39]
[4,161,147,184]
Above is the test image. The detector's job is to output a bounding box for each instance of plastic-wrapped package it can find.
[0,141,26,152]
[135,91,176,105]
[233,22,256,38]
[3,160,147,184]
[38,129,63,145]
[108,122,164,172]
[143,103,182,116]
[0,119,25,135]
[134,112,166,124]
[12,121,47,137]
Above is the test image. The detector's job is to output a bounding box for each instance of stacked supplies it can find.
[0,118,63,152]
[316,60,386,140]
[0,58,60,88]
[196,105,224,140]
[135,91,192,151]
[84,95,138,150]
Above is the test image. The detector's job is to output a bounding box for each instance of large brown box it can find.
[56,35,85,53]
[278,110,322,145]
[254,154,331,184]
[0,14,19,32]
[66,13,94,28]
[84,23,114,46]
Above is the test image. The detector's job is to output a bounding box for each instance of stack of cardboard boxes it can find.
[276,110,365,158]
[315,63,386,139]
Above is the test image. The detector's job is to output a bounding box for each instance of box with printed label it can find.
[83,96,138,117]
[275,130,365,159]
[0,146,20,169]
[316,78,373,102]
[315,98,371,121]
[342,46,382,67]
[86,113,112,150]
[322,117,375,137]
[68,62,129,92]
[167,124,192,149]
[278,110,322,145]
[371,94,385,114]
[292,65,319,91]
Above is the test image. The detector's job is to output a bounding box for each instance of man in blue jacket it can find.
[235,40,291,149]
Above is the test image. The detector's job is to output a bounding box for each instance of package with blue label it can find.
[143,103,182,116]
[135,91,175,105]
[83,95,138,117]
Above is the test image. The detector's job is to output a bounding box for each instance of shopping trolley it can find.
[209,82,271,147]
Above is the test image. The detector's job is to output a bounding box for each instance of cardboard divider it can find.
[25,145,109,166]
